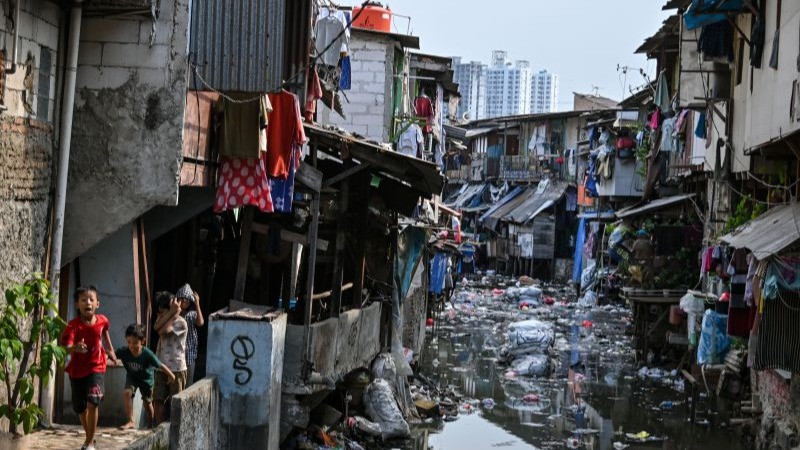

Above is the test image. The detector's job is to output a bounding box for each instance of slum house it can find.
[0,0,438,442]
[662,0,800,446]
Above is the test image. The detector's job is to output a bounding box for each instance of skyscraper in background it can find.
[452,57,487,121]
[531,70,559,113]
[451,51,559,120]
[485,51,532,118]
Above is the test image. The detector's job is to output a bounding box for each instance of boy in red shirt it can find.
[61,286,118,450]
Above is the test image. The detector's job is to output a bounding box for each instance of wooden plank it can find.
[323,163,370,187]
[302,192,321,379]
[233,207,255,303]
[137,220,153,340]
[289,243,303,304]
[296,163,323,192]
[132,224,142,325]
[251,222,329,252]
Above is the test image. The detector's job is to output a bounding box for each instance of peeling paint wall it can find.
[63,0,190,263]
[0,0,62,287]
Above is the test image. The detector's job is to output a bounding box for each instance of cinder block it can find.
[39,21,59,51]
[81,18,141,43]
[361,61,385,74]
[102,43,170,68]
[353,50,385,63]
[362,82,385,95]
[76,66,132,90]
[38,2,60,27]
[78,43,103,66]
[345,104,367,114]
[351,71,374,83]
[353,114,383,126]
[366,125,386,141]
[364,40,387,51]
[136,68,168,86]
[343,92,378,105]
[138,20,171,46]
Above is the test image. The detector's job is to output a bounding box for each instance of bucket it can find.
[352,3,392,32]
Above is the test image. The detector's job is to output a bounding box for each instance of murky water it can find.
[407,288,747,450]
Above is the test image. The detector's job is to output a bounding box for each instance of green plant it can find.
[723,195,763,234]
[0,275,67,435]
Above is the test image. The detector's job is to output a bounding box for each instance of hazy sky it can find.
[344,1,671,109]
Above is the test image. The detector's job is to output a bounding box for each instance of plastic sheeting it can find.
[363,379,411,440]
[572,217,586,283]
[697,310,730,365]
[506,319,555,352]
[392,227,427,377]
[429,252,447,294]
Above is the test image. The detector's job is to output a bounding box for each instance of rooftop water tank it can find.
[352,3,392,32]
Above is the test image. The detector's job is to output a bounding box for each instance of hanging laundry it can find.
[695,113,707,139]
[660,117,677,152]
[215,93,271,158]
[754,289,800,373]
[768,29,780,69]
[452,216,462,244]
[698,21,734,62]
[398,123,423,158]
[750,5,766,68]
[414,94,435,133]
[339,56,351,90]
[269,149,298,213]
[214,156,273,213]
[305,67,323,122]
[649,108,661,130]
[267,91,307,178]
[655,72,671,114]
[315,8,349,66]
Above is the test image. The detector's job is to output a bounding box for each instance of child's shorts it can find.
[70,373,104,415]
[124,376,154,403]
[153,370,187,404]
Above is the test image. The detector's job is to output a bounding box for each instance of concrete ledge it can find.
[125,423,169,450]
[169,377,218,450]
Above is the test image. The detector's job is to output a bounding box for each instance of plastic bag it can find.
[511,354,551,377]
[363,379,411,440]
[579,290,598,307]
[581,263,596,287]
[697,310,730,365]
[506,319,554,351]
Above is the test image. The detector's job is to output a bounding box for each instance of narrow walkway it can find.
[26,425,151,450]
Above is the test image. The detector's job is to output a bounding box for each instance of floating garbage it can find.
[511,354,551,378]
[363,379,410,440]
[482,398,496,409]
[506,319,554,353]
[566,437,581,448]
[523,393,540,403]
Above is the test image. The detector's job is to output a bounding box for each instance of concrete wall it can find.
[0,0,62,288]
[318,31,395,143]
[206,312,287,449]
[63,0,191,263]
[126,422,170,450]
[402,260,427,358]
[170,378,218,450]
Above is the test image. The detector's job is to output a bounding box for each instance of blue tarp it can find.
[479,186,525,223]
[429,253,447,294]
[572,217,586,283]
[684,0,745,30]
[394,227,426,303]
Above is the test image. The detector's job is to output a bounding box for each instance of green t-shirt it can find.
[116,347,162,386]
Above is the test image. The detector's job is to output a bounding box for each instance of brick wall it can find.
[63,0,191,263]
[318,32,394,143]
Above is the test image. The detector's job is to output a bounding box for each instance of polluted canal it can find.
[403,278,747,450]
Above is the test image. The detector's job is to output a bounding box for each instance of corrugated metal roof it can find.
[616,194,695,219]
[480,186,525,223]
[446,184,485,209]
[503,180,569,224]
[482,187,534,230]
[189,0,285,92]
[719,203,800,261]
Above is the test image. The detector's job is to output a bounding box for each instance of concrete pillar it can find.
[206,304,287,449]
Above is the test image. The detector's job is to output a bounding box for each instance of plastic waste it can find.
[481,398,496,409]
[426,318,434,326]
[582,320,593,328]
[506,319,555,352]
[613,443,629,450]
[566,437,581,448]
[697,309,731,364]
[511,354,551,377]
[347,415,382,437]
[579,290,598,307]
[363,379,410,440]
[659,401,674,409]
[523,393,540,403]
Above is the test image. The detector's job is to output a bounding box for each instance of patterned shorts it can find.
[70,373,104,415]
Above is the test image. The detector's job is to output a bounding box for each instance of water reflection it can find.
[408,297,746,450]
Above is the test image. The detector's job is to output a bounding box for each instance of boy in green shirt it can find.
[116,324,175,429]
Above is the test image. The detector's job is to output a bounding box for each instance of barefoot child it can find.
[152,292,188,424]
[61,286,118,450]
[116,324,175,429]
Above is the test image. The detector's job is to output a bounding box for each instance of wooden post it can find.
[137,221,152,337]
[330,179,349,318]
[302,191,321,379]
[233,207,255,303]
[132,224,142,325]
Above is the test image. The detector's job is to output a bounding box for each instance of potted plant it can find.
[0,275,66,448]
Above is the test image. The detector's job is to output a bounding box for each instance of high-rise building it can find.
[484,51,533,118]
[530,70,559,113]
[452,57,487,121]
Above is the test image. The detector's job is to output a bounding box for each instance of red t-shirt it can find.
[61,314,109,378]
[267,91,307,179]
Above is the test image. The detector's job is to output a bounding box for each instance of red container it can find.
[352,4,392,32]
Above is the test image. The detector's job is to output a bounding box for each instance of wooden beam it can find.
[330,179,349,318]
[322,163,370,187]
[137,220,152,340]
[132,223,142,325]
[312,282,354,300]
[302,191,321,379]
[233,207,255,303]
[251,222,329,252]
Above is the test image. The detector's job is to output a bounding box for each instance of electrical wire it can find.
[191,0,370,104]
